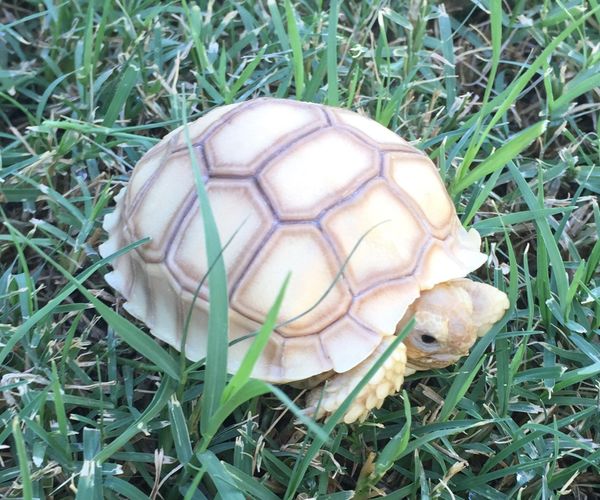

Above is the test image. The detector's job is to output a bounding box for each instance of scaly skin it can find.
[305,279,509,423]
[306,337,412,423]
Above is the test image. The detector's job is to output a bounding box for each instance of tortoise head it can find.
[396,279,509,370]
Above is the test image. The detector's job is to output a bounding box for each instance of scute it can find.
[232,224,352,336]
[320,317,384,373]
[384,152,454,237]
[259,128,378,219]
[422,225,487,288]
[166,296,266,371]
[419,240,481,290]
[142,263,182,345]
[331,108,419,151]
[322,179,427,292]
[128,149,204,262]
[120,256,151,328]
[280,335,334,381]
[125,143,171,212]
[171,102,244,150]
[351,279,420,333]
[167,179,274,294]
[205,99,327,175]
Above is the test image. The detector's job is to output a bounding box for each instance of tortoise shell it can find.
[99,98,486,383]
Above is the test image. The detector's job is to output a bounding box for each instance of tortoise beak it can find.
[406,352,462,370]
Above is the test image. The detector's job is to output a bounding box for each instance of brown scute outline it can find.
[166,172,276,297]
[127,151,202,264]
[228,222,354,339]
[126,135,176,216]
[317,103,334,126]
[227,223,279,300]
[317,314,383,373]
[318,176,434,293]
[326,106,425,155]
[383,152,455,237]
[203,100,330,175]
[348,309,394,340]
[126,100,254,220]
[335,125,423,156]
[162,188,200,262]
[171,99,259,154]
[256,127,380,221]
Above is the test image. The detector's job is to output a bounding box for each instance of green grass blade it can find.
[104,477,150,500]
[547,449,600,489]
[400,419,502,461]
[481,406,597,474]
[550,63,600,116]
[102,62,139,128]
[83,293,181,379]
[3,1,600,496]
[268,383,330,443]
[452,120,548,194]
[16,172,86,226]
[454,4,600,177]
[11,418,33,500]
[473,207,572,237]
[79,285,181,377]
[439,223,516,420]
[35,72,73,123]
[541,1,586,27]
[182,2,214,86]
[508,162,569,309]
[438,5,456,115]
[555,362,600,390]
[221,274,289,402]
[569,333,600,364]
[75,428,103,500]
[228,45,267,101]
[373,391,412,477]
[50,361,72,461]
[221,462,281,500]
[81,0,95,85]
[168,394,193,465]
[267,0,289,51]
[93,0,113,63]
[197,450,245,499]
[284,0,304,99]
[6,199,181,382]
[20,416,73,465]
[206,379,272,437]
[326,0,340,106]
[181,114,230,436]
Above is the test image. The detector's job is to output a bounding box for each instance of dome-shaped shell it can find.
[100,98,486,383]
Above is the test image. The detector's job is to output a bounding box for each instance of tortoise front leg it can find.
[305,337,413,424]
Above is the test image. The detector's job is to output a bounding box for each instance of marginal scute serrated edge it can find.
[99,188,127,258]
[449,225,487,272]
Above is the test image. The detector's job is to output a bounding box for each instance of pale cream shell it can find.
[99,98,486,383]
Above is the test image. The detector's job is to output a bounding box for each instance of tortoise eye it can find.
[421,334,437,344]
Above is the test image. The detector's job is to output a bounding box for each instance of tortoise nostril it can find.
[421,334,437,344]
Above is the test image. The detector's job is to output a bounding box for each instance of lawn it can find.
[1,0,599,498]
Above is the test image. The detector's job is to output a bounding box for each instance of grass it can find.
[1,0,599,497]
